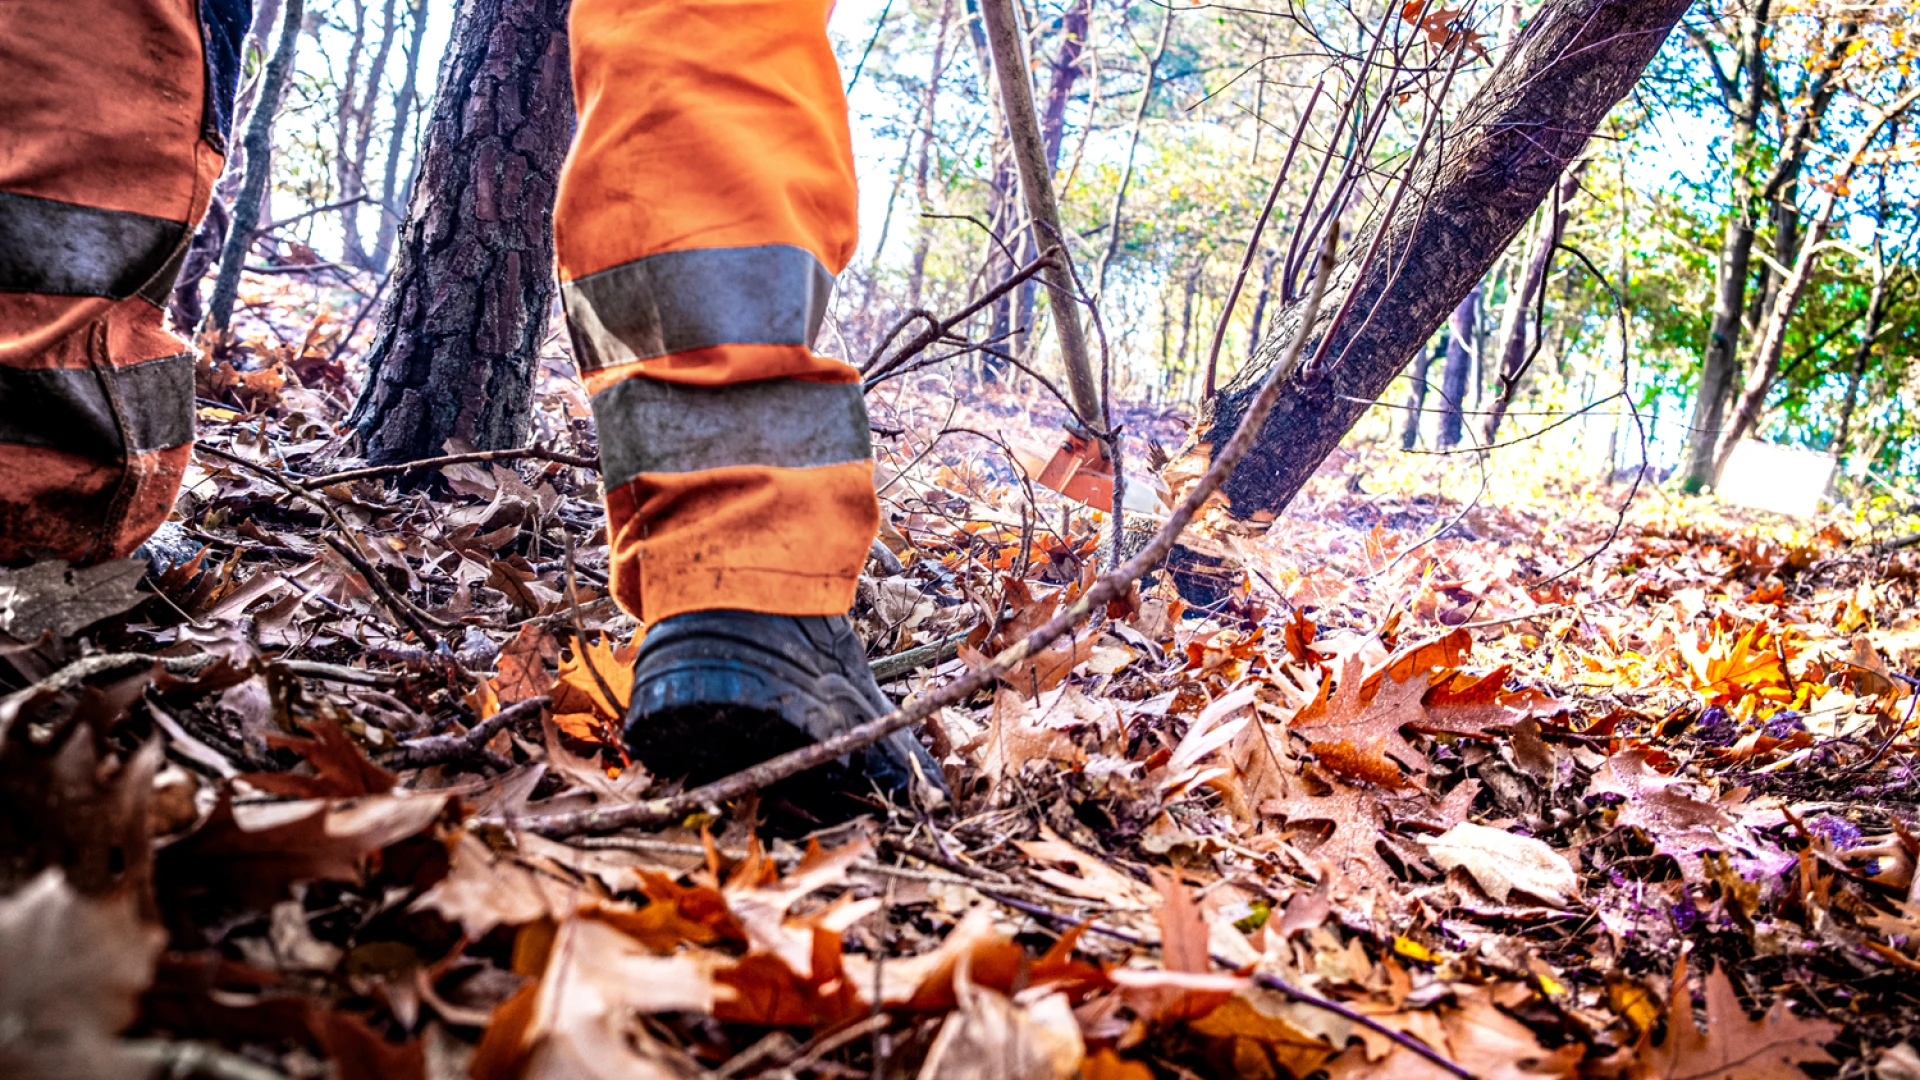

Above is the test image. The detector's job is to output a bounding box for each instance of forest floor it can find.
[6,280,1920,1080]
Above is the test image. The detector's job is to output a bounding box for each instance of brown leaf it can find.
[1630,957,1836,1080]
[1587,749,1734,882]
[1291,654,1434,780]
[244,720,396,798]
[918,958,1084,1080]
[470,915,721,1080]
[159,793,447,908]
[497,624,561,703]
[411,832,582,938]
[0,870,164,1080]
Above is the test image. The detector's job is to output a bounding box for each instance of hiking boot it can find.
[623,610,946,804]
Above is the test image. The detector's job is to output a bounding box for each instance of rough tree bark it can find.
[203,0,305,336]
[348,0,573,464]
[1435,285,1479,450]
[1176,0,1690,518]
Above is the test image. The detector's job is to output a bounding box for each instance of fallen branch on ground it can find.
[303,445,599,487]
[387,695,549,769]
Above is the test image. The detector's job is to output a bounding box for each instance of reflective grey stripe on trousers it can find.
[0,353,196,457]
[0,189,188,301]
[561,244,835,371]
[590,378,873,491]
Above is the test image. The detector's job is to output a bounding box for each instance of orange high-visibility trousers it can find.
[556,0,880,624]
[0,0,247,565]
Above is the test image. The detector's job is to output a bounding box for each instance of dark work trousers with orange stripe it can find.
[0,0,248,566]
[556,0,881,625]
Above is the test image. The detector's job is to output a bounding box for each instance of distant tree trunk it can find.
[1831,284,1887,462]
[1176,0,1688,519]
[348,0,573,464]
[338,0,401,270]
[372,0,431,269]
[1401,327,1446,451]
[1680,6,1854,491]
[203,0,305,337]
[1709,84,1920,479]
[1094,6,1171,299]
[1483,162,1583,442]
[1436,285,1479,450]
[906,0,956,312]
[1246,251,1279,360]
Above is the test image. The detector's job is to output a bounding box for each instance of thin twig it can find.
[499,223,1342,839]
[304,445,599,487]
[863,251,1058,382]
[197,443,456,645]
[388,695,550,769]
[326,535,446,647]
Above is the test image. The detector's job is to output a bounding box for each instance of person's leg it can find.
[556,0,936,796]
[0,0,248,566]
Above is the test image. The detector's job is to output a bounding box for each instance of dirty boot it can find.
[624,610,945,805]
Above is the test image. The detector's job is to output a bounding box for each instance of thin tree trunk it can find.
[340,0,401,269]
[1178,0,1689,519]
[1832,283,1887,461]
[348,0,574,463]
[1246,251,1279,360]
[1094,6,1172,299]
[203,0,305,337]
[979,0,1099,423]
[1483,161,1582,442]
[1401,327,1446,451]
[1436,285,1479,450]
[372,0,430,269]
[906,0,956,312]
[1011,0,1091,360]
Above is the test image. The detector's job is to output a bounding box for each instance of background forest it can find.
[226,0,1920,508]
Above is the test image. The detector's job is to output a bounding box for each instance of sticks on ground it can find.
[304,445,599,487]
[388,695,549,769]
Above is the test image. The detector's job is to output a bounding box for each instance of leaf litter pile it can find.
[7,298,1920,1079]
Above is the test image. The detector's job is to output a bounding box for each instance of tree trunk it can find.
[906,0,956,312]
[979,0,1099,422]
[372,0,431,269]
[1175,0,1689,518]
[1832,277,1889,461]
[1483,161,1583,442]
[347,0,573,464]
[1679,1,1776,492]
[1010,0,1091,360]
[339,0,401,270]
[1436,285,1479,450]
[203,0,305,336]
[1401,327,1446,451]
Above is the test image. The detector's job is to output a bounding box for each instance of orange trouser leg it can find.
[556,0,879,624]
[0,0,244,565]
